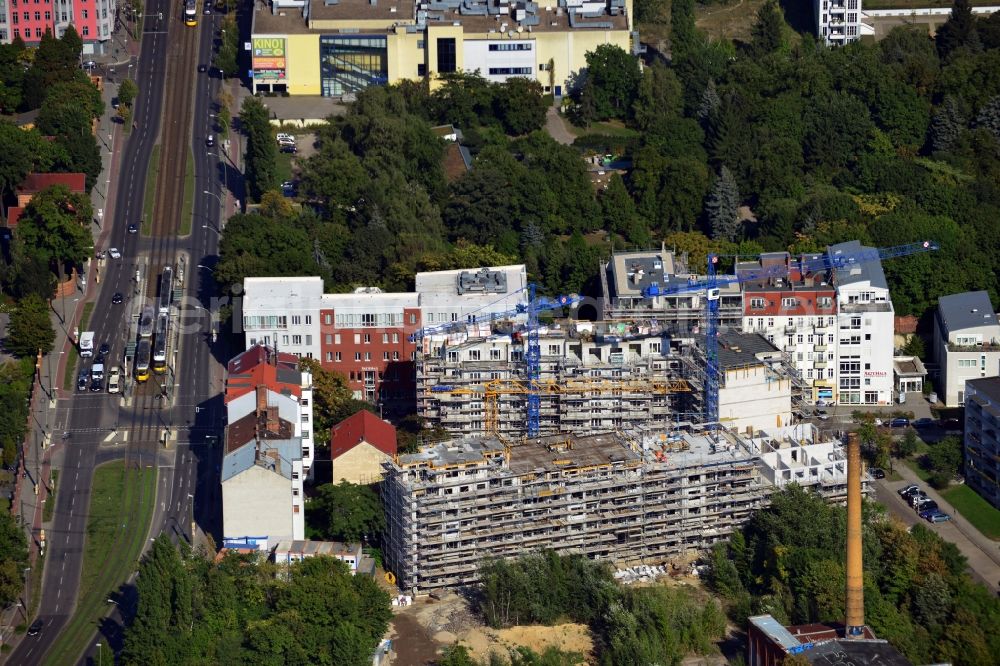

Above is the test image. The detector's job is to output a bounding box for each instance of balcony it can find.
[815,344,828,352]
[784,325,796,334]
[814,361,828,370]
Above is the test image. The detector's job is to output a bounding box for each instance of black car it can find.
[99,343,110,357]
[889,417,910,428]
[279,144,297,154]
[870,468,886,479]
[90,378,103,392]
[128,223,138,234]
[78,372,89,391]
[198,63,207,73]
[915,500,939,514]
[112,292,124,304]
[28,619,43,636]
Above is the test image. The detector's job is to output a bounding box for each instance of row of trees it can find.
[0,512,29,608]
[0,359,36,467]
[121,536,392,665]
[476,551,726,665]
[707,486,1000,665]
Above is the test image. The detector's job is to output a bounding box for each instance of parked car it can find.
[870,468,886,479]
[928,512,952,523]
[913,417,934,428]
[27,619,43,636]
[909,493,930,508]
[917,503,940,518]
[276,133,295,142]
[279,144,297,154]
[889,417,910,428]
[898,484,920,497]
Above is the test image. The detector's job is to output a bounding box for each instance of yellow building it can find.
[251,0,635,97]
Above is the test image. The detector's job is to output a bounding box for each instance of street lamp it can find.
[201,225,221,236]
[203,189,225,227]
[196,264,215,273]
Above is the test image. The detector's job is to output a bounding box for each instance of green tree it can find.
[118,77,139,108]
[494,77,547,135]
[0,41,26,113]
[579,44,641,121]
[632,61,684,132]
[974,95,1000,142]
[914,572,952,627]
[925,436,963,487]
[439,643,478,666]
[0,512,29,607]
[214,16,240,77]
[14,184,92,282]
[307,481,385,543]
[241,96,278,201]
[902,334,926,359]
[298,357,375,448]
[898,429,920,459]
[929,96,965,153]
[601,173,649,246]
[749,1,785,57]
[936,0,980,60]
[299,137,367,210]
[704,165,741,241]
[21,27,83,109]
[6,294,55,357]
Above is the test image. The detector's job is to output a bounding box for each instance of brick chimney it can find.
[845,432,865,638]
[256,385,268,416]
[265,406,281,434]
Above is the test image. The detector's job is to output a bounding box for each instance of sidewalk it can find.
[882,466,1000,592]
[6,40,132,657]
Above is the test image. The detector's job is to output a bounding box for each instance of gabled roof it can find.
[5,206,24,228]
[19,172,86,194]
[331,410,397,459]
[225,408,295,455]
[226,345,303,403]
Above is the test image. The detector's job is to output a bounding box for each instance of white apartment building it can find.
[935,291,1000,406]
[830,241,895,405]
[240,267,529,411]
[815,0,863,45]
[222,390,306,544]
[964,377,1000,510]
[716,333,792,433]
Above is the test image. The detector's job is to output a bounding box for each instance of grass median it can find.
[60,302,96,391]
[42,470,58,523]
[142,144,161,234]
[180,148,195,236]
[43,461,157,666]
[942,484,1000,541]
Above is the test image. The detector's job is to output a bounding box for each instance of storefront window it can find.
[320,35,387,97]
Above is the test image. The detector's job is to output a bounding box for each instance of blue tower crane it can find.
[659,241,939,427]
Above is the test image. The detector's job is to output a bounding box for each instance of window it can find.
[383,352,390,360]
[393,351,400,360]
[354,352,361,361]
[847,12,857,22]
[781,297,798,308]
[292,335,302,345]
[417,39,425,48]
[488,67,532,76]
[325,334,332,345]
[335,333,341,344]
[382,333,388,344]
[305,315,312,325]
[364,352,371,361]
[469,349,480,361]
[291,315,301,325]
[840,360,860,373]
[797,334,804,344]
[409,314,416,324]
[489,42,531,51]
[817,297,832,308]
[448,351,459,362]
[353,334,360,344]
[437,38,456,73]
[81,8,86,17]
[44,10,49,19]
[750,297,766,310]
[335,352,342,362]
[828,368,834,378]
[547,344,560,355]
[491,349,501,360]
[958,359,977,368]
[324,314,332,325]
[326,352,333,361]
[417,63,427,76]
[282,335,289,345]
[392,333,399,344]
[364,334,371,344]
[80,26,87,35]
[305,335,312,346]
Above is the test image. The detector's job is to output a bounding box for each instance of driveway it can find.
[544,107,576,146]
[877,468,1000,594]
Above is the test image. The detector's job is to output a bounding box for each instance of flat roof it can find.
[717,332,780,370]
[749,615,801,650]
[968,376,1000,398]
[937,290,1000,334]
[508,432,640,474]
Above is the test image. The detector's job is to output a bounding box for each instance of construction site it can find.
[382,423,865,594]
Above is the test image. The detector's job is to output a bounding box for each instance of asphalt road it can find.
[12,3,230,663]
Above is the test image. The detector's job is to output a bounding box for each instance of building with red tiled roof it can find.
[4,172,87,229]
[331,410,397,485]
[225,344,316,476]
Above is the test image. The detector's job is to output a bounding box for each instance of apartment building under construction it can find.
[382,424,863,594]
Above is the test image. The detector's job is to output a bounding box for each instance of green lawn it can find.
[42,470,58,523]
[902,457,931,482]
[180,148,195,236]
[942,484,1000,541]
[866,0,996,7]
[567,119,640,139]
[142,144,161,234]
[44,462,157,666]
[275,149,294,186]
